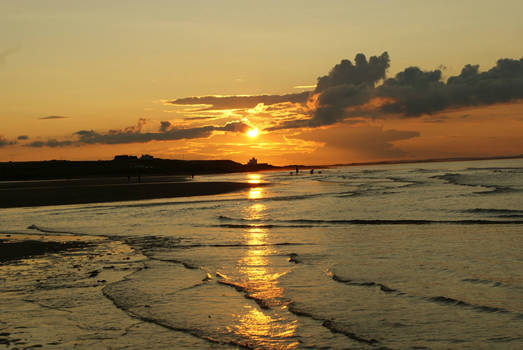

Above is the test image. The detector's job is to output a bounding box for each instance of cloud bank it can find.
[300,53,523,129]
[170,53,523,131]
[378,59,523,116]
[26,119,250,148]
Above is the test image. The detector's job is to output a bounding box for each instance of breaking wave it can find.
[431,173,520,195]
[329,273,520,317]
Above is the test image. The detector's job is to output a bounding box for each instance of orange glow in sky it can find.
[1,2,523,164]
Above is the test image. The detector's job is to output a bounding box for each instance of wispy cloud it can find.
[169,92,309,111]
[293,85,316,89]
[0,45,21,66]
[39,115,69,120]
[25,119,251,147]
[183,116,217,121]
[0,135,16,147]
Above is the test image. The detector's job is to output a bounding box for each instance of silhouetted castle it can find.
[113,155,138,161]
[113,154,154,161]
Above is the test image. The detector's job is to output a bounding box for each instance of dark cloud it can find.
[272,53,523,130]
[309,84,373,125]
[183,116,216,121]
[378,57,523,116]
[25,120,251,147]
[315,52,390,92]
[159,121,172,132]
[39,115,69,120]
[274,52,390,130]
[27,139,73,147]
[217,121,250,133]
[17,135,29,140]
[0,135,16,147]
[71,127,214,145]
[169,92,309,110]
[169,52,392,130]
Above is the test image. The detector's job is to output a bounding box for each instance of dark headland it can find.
[0,156,279,181]
[0,157,278,208]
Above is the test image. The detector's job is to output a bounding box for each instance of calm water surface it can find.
[1,159,522,349]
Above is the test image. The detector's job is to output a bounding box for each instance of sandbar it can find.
[0,178,264,208]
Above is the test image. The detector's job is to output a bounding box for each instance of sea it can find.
[1,158,522,349]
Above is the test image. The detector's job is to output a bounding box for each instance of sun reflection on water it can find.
[245,203,265,220]
[232,201,298,349]
[234,306,298,349]
[239,227,286,302]
[247,173,262,184]
[248,187,263,200]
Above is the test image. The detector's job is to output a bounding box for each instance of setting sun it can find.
[247,128,259,138]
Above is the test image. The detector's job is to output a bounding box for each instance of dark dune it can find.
[0,179,265,208]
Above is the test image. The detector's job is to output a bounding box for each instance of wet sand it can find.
[0,178,264,208]
[0,233,184,349]
[0,238,90,262]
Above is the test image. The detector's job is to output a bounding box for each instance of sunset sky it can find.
[2,1,523,165]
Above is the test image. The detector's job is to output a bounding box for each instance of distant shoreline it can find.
[329,154,523,168]
[283,154,523,170]
[0,154,521,182]
[0,180,264,209]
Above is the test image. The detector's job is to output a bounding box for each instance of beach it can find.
[3,2,522,348]
[1,159,522,349]
[0,177,264,208]
[0,232,201,349]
